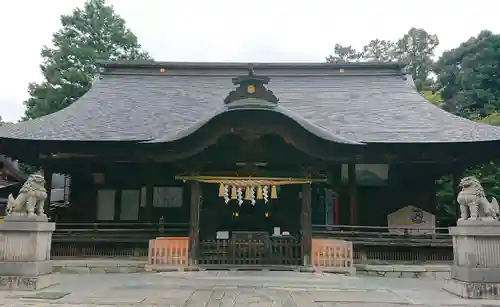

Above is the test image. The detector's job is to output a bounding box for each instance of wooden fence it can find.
[50,222,454,263]
[147,237,189,267]
[312,238,354,274]
[198,237,301,266]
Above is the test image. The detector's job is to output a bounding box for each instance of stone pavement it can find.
[0,270,499,307]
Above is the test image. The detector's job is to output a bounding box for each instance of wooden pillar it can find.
[428,172,438,215]
[348,163,357,225]
[331,164,341,225]
[452,164,463,220]
[43,164,53,217]
[301,183,312,266]
[188,181,201,265]
[113,190,122,221]
[144,162,154,222]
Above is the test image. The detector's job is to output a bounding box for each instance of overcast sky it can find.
[1,0,499,122]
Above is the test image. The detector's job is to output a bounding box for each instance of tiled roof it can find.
[1,61,500,144]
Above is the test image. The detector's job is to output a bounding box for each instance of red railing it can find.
[312,238,354,274]
[148,237,189,267]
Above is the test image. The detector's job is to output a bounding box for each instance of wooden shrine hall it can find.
[1,61,500,267]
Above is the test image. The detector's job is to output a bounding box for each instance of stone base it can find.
[3,215,49,222]
[0,261,52,276]
[443,278,500,299]
[451,266,500,283]
[0,274,55,291]
[0,218,56,291]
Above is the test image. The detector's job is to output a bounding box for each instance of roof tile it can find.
[1,63,500,144]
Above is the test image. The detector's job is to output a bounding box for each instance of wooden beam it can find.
[188,181,201,265]
[348,163,357,225]
[43,164,53,216]
[452,164,464,221]
[113,189,122,221]
[300,183,312,267]
[144,162,154,222]
[330,164,342,225]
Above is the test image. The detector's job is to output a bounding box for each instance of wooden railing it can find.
[53,222,189,242]
[312,224,452,247]
[312,238,354,274]
[312,224,453,263]
[198,237,302,266]
[50,222,453,262]
[148,237,189,266]
[51,222,188,258]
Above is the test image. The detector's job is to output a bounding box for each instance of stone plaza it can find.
[1,270,500,307]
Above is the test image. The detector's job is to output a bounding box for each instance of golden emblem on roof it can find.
[247,85,256,94]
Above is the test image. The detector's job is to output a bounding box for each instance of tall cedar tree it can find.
[24,0,151,119]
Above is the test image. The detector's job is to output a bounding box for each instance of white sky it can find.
[1,0,499,122]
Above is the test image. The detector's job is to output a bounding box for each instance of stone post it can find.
[443,176,500,299]
[0,215,56,290]
[443,221,500,299]
[0,172,56,291]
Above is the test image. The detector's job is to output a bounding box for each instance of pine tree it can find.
[24,0,152,119]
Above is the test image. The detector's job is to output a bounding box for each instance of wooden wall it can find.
[62,161,438,228]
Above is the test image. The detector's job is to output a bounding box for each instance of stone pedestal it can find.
[443,220,500,299]
[0,215,56,290]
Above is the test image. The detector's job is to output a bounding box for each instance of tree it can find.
[392,28,439,91]
[434,31,500,119]
[0,116,13,126]
[326,44,361,63]
[24,0,152,120]
[421,90,444,107]
[480,112,500,126]
[326,28,439,92]
[359,39,397,62]
[433,31,500,224]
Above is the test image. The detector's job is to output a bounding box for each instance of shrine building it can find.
[1,61,500,266]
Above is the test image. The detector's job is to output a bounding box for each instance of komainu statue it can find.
[457,176,499,222]
[6,173,47,217]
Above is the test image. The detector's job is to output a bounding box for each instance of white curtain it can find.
[120,190,140,220]
[96,189,115,220]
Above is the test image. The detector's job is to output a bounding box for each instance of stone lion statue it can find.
[6,173,47,217]
[457,176,499,222]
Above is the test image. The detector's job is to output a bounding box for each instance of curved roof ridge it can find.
[0,70,500,143]
[145,103,364,145]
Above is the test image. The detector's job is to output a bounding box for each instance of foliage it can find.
[421,90,444,107]
[436,162,500,222]
[359,39,396,62]
[326,28,439,91]
[0,116,12,126]
[434,31,500,119]
[480,112,500,126]
[325,44,361,64]
[393,28,439,91]
[435,175,455,221]
[24,0,152,120]
[433,31,500,222]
